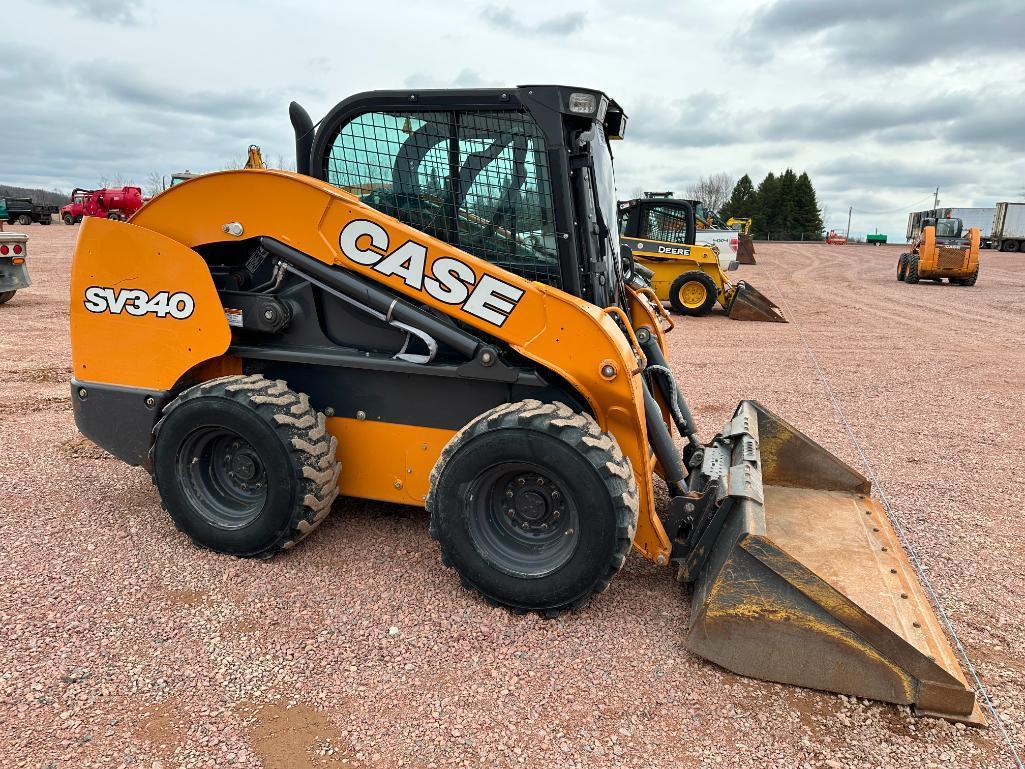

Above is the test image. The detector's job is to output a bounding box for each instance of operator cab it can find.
[922,216,964,240]
[291,86,630,310]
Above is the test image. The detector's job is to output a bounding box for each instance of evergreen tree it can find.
[721,174,756,220]
[793,172,824,240]
[753,172,778,238]
[776,168,798,238]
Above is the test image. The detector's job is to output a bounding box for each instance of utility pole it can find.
[846,206,852,244]
[933,186,940,208]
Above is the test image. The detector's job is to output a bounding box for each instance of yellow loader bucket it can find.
[684,402,983,724]
[725,281,787,323]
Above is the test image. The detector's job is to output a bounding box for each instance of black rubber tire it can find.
[905,255,920,284]
[1003,240,1020,253]
[0,291,15,305]
[428,400,638,617]
[897,253,909,281]
[151,374,340,558]
[17,215,31,226]
[63,214,74,225]
[952,269,979,286]
[668,270,718,316]
[106,212,120,221]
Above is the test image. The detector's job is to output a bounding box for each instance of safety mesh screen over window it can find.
[326,109,561,287]
[644,205,689,243]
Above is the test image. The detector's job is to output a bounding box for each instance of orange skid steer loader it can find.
[69,86,980,724]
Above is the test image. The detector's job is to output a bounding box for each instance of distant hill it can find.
[0,184,68,207]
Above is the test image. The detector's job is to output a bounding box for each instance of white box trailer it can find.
[906,207,996,247]
[991,202,1025,252]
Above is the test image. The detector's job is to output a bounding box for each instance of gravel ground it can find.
[1,226,1022,768]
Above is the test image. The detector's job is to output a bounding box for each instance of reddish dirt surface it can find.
[1,227,1022,768]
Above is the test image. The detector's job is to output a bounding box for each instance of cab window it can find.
[326,110,561,287]
[643,204,690,243]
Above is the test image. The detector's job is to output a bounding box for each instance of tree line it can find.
[720,170,824,240]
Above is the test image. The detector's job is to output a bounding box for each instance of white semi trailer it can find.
[907,207,996,248]
[991,202,1025,252]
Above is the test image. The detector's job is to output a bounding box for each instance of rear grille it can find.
[937,247,965,270]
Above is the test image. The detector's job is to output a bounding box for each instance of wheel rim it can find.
[679,280,708,308]
[177,427,268,529]
[466,462,580,578]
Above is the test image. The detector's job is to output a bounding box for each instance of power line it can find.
[850,192,937,216]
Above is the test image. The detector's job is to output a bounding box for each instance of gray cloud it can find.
[77,63,281,120]
[627,91,747,148]
[748,0,1024,69]
[481,6,586,35]
[37,0,144,25]
[0,44,289,191]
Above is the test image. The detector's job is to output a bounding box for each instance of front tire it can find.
[429,400,638,616]
[151,374,340,558]
[905,255,920,284]
[668,270,719,316]
[0,290,15,305]
[897,253,909,281]
[63,214,74,225]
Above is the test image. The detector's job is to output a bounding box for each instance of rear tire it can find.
[151,374,340,558]
[951,269,978,286]
[17,215,31,226]
[428,400,638,616]
[897,253,909,281]
[1003,240,1019,252]
[905,255,920,284]
[668,270,718,316]
[0,291,15,305]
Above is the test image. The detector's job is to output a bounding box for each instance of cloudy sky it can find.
[5,0,1024,240]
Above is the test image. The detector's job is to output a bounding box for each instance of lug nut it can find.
[507,508,515,516]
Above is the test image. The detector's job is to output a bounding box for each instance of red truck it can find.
[61,186,144,224]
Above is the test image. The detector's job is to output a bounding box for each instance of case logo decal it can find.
[83,286,195,319]
[338,219,524,327]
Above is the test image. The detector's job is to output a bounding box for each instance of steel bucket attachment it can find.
[736,233,756,264]
[726,281,786,323]
[681,401,983,724]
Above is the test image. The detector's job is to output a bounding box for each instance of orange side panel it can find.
[328,418,455,507]
[70,218,231,390]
